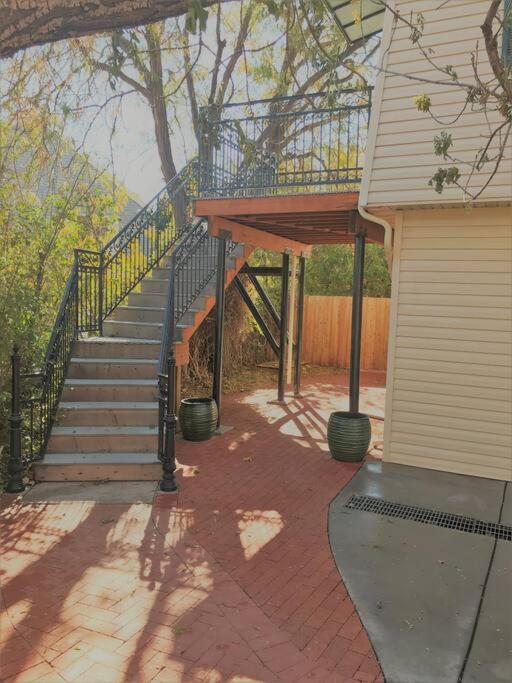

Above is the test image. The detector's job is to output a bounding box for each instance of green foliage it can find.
[306,244,391,297]
[185,0,209,34]
[433,131,453,158]
[0,120,126,474]
[414,94,431,112]
[429,166,461,194]
[429,131,461,193]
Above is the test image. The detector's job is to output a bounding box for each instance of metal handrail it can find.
[198,89,372,198]
[6,163,198,490]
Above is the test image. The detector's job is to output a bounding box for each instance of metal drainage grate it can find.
[345,495,512,542]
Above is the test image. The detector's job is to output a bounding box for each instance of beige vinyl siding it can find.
[384,208,512,481]
[362,0,512,207]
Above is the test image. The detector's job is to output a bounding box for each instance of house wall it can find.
[360,0,512,208]
[384,207,512,481]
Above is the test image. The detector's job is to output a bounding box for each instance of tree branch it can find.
[0,0,233,58]
[481,0,512,101]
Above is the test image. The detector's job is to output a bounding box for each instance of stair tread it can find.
[42,453,160,465]
[79,337,161,345]
[52,426,158,435]
[70,358,158,364]
[106,320,162,328]
[115,306,166,312]
[64,379,157,386]
[60,402,158,409]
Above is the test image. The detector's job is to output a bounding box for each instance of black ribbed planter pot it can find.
[179,398,218,442]
[327,411,371,462]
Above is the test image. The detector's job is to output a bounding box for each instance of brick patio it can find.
[1,372,385,683]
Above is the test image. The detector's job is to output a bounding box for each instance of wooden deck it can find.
[194,192,385,249]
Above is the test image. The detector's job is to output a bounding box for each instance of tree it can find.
[66,0,378,189]
[375,0,511,199]
[0,117,128,473]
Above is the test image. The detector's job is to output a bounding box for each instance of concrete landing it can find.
[329,461,511,683]
[22,480,157,504]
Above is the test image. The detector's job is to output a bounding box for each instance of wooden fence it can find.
[301,295,390,371]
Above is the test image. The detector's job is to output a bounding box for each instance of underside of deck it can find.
[194,192,385,250]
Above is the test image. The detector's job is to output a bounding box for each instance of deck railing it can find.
[198,89,372,198]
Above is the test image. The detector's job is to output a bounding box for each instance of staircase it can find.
[21,163,250,483]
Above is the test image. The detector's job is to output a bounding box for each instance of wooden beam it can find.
[349,213,385,245]
[208,217,311,257]
[195,192,360,218]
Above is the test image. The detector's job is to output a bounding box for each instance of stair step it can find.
[47,426,158,453]
[141,278,169,294]
[127,291,206,312]
[110,306,166,324]
[33,453,162,482]
[58,402,158,426]
[51,426,158,435]
[68,358,158,380]
[62,379,158,402]
[60,401,159,409]
[74,337,161,359]
[43,452,160,464]
[151,267,172,279]
[103,320,163,340]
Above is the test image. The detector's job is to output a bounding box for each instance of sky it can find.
[68,80,189,205]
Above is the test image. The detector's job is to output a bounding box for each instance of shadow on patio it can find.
[0,372,384,683]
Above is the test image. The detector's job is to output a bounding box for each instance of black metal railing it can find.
[6,162,199,491]
[75,159,198,333]
[198,89,372,198]
[156,218,237,491]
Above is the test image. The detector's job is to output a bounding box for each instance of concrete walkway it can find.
[329,461,512,683]
[0,373,385,683]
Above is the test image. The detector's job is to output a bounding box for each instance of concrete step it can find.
[34,453,162,482]
[67,358,158,380]
[141,278,169,294]
[151,266,172,279]
[57,402,159,426]
[109,306,165,324]
[74,337,161,360]
[127,292,167,308]
[127,291,207,313]
[103,320,163,340]
[47,426,158,453]
[61,379,158,402]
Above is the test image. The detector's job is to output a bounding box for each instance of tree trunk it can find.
[0,0,229,58]
[145,25,177,185]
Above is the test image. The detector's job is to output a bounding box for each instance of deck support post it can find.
[349,231,366,413]
[287,257,297,384]
[277,251,290,402]
[212,236,227,426]
[294,256,306,397]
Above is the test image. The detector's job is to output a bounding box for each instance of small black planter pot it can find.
[179,397,218,442]
[327,411,371,462]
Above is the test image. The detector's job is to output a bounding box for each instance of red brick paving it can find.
[0,373,384,682]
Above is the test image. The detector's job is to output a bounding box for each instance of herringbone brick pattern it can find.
[1,373,385,682]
